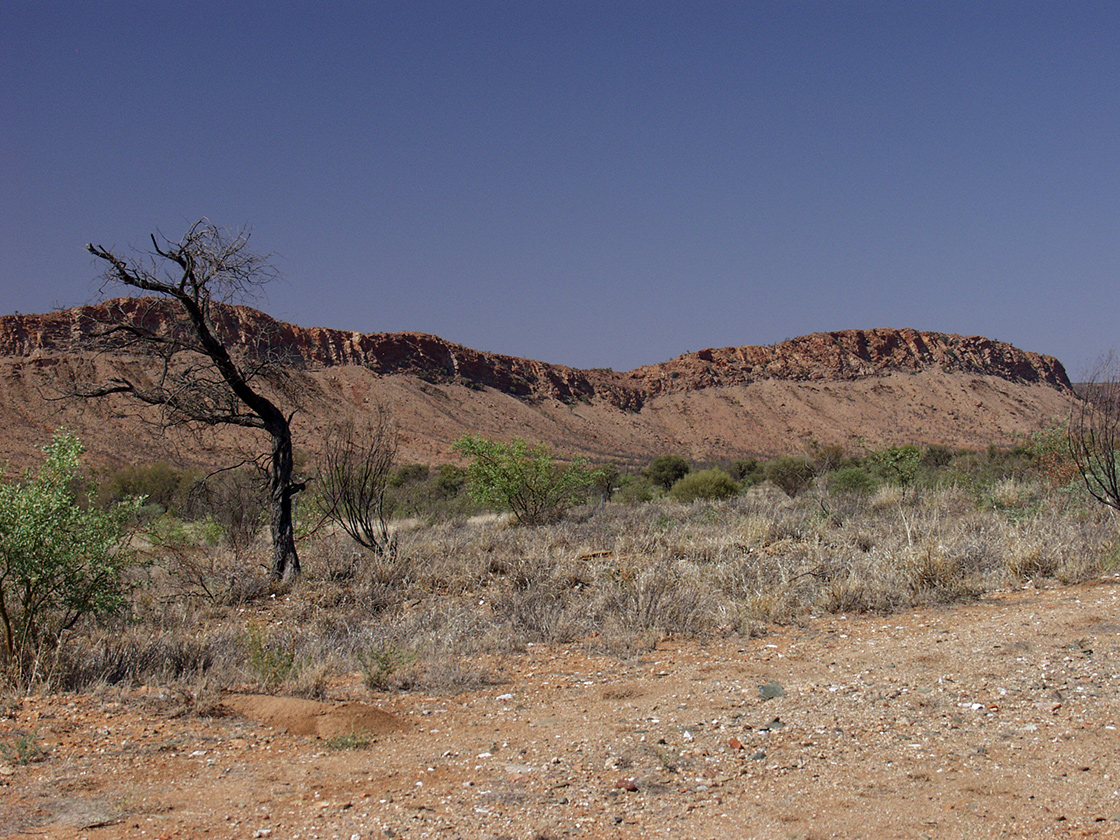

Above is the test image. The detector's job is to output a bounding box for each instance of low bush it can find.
[454,435,596,525]
[827,466,877,495]
[669,468,740,502]
[0,430,140,687]
[764,455,816,497]
[13,434,1116,698]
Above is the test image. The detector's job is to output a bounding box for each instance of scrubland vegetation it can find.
[1,425,1115,700]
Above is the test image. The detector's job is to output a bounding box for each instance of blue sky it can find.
[3,2,1119,375]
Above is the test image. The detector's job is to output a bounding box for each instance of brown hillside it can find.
[0,298,1075,469]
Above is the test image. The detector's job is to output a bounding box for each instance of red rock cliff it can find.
[0,299,1072,411]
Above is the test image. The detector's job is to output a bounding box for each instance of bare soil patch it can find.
[4,577,1120,839]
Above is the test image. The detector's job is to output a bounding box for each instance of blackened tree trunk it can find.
[79,220,305,581]
[268,419,301,580]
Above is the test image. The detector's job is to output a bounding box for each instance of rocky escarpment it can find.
[0,298,1072,412]
[630,329,1072,397]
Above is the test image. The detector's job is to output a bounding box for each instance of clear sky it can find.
[3,2,1118,375]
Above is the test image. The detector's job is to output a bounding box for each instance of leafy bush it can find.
[0,430,139,681]
[645,455,690,491]
[615,474,655,505]
[454,435,595,525]
[827,467,877,495]
[390,464,430,488]
[590,463,620,504]
[669,468,740,502]
[386,463,478,521]
[203,468,269,550]
[727,458,764,486]
[764,455,816,497]
[865,445,922,486]
[92,461,200,518]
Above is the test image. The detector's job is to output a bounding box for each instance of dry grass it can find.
[6,476,1116,696]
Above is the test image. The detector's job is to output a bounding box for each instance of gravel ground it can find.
[5,576,1120,839]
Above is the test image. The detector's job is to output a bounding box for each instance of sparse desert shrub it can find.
[454,435,595,525]
[590,463,620,504]
[316,410,399,557]
[0,430,140,685]
[727,458,765,487]
[615,474,655,505]
[669,468,740,502]
[358,643,418,690]
[865,445,922,487]
[0,727,46,765]
[870,482,907,510]
[827,467,877,495]
[191,467,267,553]
[921,444,954,471]
[92,461,201,519]
[14,441,1118,699]
[390,463,430,488]
[243,623,304,691]
[386,463,478,521]
[764,455,816,497]
[645,455,691,491]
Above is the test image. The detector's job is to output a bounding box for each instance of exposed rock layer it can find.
[0,299,1074,468]
[0,298,1071,404]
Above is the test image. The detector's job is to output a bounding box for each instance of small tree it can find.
[646,455,690,491]
[454,435,594,525]
[1069,358,1120,511]
[764,455,816,497]
[80,220,305,581]
[316,407,399,556]
[591,463,620,504]
[0,430,138,678]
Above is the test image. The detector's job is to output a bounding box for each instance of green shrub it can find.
[669,468,740,502]
[764,456,816,497]
[616,474,655,505]
[866,445,923,487]
[390,464,430,488]
[93,461,200,519]
[727,458,764,486]
[384,463,478,522]
[453,435,595,525]
[645,455,691,491]
[192,468,266,550]
[590,463,620,503]
[921,444,954,471]
[827,467,877,495]
[0,430,140,680]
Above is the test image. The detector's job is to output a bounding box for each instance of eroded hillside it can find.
[0,299,1074,468]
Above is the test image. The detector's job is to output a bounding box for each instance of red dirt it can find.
[5,577,1120,839]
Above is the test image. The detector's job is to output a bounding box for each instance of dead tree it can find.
[1069,355,1120,512]
[80,220,305,581]
[317,405,399,558]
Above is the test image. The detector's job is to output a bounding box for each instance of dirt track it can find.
[5,577,1120,839]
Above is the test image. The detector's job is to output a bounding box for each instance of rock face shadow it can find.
[223,694,405,739]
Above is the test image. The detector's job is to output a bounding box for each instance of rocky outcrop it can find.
[630,328,1071,397]
[0,299,1072,412]
[0,299,1078,469]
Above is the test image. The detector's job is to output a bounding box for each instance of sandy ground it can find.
[5,577,1120,839]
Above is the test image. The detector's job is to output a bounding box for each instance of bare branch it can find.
[317,405,399,557]
[1069,353,1120,512]
[74,220,303,581]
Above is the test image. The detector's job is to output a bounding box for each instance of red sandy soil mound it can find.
[222,694,404,739]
